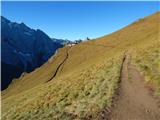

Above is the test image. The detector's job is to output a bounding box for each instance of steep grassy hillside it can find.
[2,12,160,119]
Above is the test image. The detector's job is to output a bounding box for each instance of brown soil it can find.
[108,54,160,120]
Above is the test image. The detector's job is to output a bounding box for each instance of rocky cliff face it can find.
[1,16,63,90]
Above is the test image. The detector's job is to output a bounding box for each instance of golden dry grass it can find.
[2,55,123,119]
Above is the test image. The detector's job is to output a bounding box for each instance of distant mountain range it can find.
[52,38,71,45]
[1,16,67,90]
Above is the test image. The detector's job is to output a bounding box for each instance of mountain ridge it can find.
[1,16,63,90]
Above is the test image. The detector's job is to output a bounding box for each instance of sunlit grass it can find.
[2,55,123,120]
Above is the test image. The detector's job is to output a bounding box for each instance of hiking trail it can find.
[108,54,160,120]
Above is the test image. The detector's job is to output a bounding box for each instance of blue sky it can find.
[1,1,159,41]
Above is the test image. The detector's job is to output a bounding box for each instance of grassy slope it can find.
[2,12,160,119]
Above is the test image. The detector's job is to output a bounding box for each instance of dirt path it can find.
[47,46,71,82]
[108,54,160,120]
